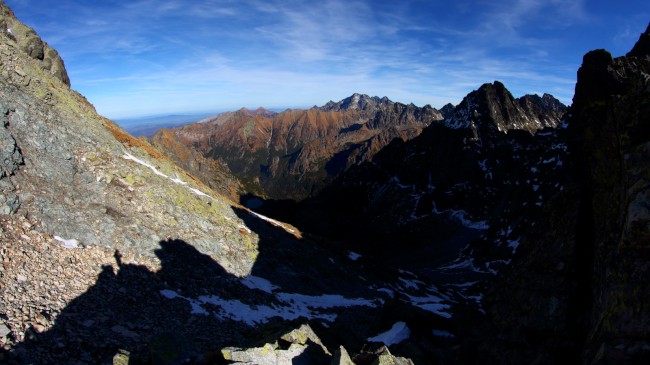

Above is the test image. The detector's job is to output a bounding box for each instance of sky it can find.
[5,0,649,119]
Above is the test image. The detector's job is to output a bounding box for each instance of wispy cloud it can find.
[5,0,645,118]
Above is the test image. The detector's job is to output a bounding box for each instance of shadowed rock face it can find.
[254,81,568,273]
[445,81,566,133]
[474,23,650,364]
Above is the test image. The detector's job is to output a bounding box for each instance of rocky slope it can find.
[153,94,444,200]
[148,128,243,201]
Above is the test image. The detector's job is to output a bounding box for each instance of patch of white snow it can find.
[348,251,362,261]
[54,236,81,249]
[368,322,411,345]
[240,275,279,293]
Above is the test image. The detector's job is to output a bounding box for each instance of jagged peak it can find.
[444,81,565,133]
[627,22,650,58]
[320,93,394,111]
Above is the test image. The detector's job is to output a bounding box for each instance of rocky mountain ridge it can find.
[152,94,445,200]
[254,82,568,265]
[444,80,566,133]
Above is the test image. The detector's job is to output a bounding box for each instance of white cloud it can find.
[9,0,613,117]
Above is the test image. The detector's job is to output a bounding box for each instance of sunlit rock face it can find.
[0,0,261,277]
[153,94,444,200]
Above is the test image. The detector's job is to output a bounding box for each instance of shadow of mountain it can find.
[3,206,389,364]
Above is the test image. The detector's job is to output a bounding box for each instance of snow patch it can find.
[376,288,395,298]
[406,294,452,318]
[159,289,377,326]
[54,236,81,249]
[448,210,489,230]
[368,322,411,345]
[348,251,362,261]
[399,277,425,290]
[123,152,214,199]
[542,157,556,164]
[249,210,297,234]
[240,275,279,293]
[507,238,521,253]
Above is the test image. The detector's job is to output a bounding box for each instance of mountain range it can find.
[151,94,445,200]
[1,1,649,363]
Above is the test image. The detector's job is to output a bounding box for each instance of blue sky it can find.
[5,0,649,119]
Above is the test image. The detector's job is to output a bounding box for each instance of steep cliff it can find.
[476,23,650,364]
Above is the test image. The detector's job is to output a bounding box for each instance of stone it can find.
[0,322,11,338]
[370,346,414,365]
[221,324,333,365]
[331,346,355,365]
[112,349,130,365]
[280,323,331,355]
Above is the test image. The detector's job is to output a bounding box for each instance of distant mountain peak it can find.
[444,81,566,133]
[237,107,277,118]
[320,93,394,111]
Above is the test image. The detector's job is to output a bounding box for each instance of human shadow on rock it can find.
[4,239,262,364]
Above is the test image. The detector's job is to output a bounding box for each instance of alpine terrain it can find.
[0,1,649,364]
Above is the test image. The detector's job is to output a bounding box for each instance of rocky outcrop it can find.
[320,93,394,112]
[0,3,70,86]
[439,103,455,119]
[221,324,331,364]
[0,0,267,284]
[155,95,444,200]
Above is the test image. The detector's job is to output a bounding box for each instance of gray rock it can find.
[112,349,130,365]
[0,321,11,337]
[331,346,355,365]
[280,323,331,355]
[371,346,414,365]
[222,324,332,365]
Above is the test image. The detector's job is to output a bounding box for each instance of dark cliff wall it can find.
[476,23,650,364]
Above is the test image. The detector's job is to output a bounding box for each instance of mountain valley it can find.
[1,1,649,364]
